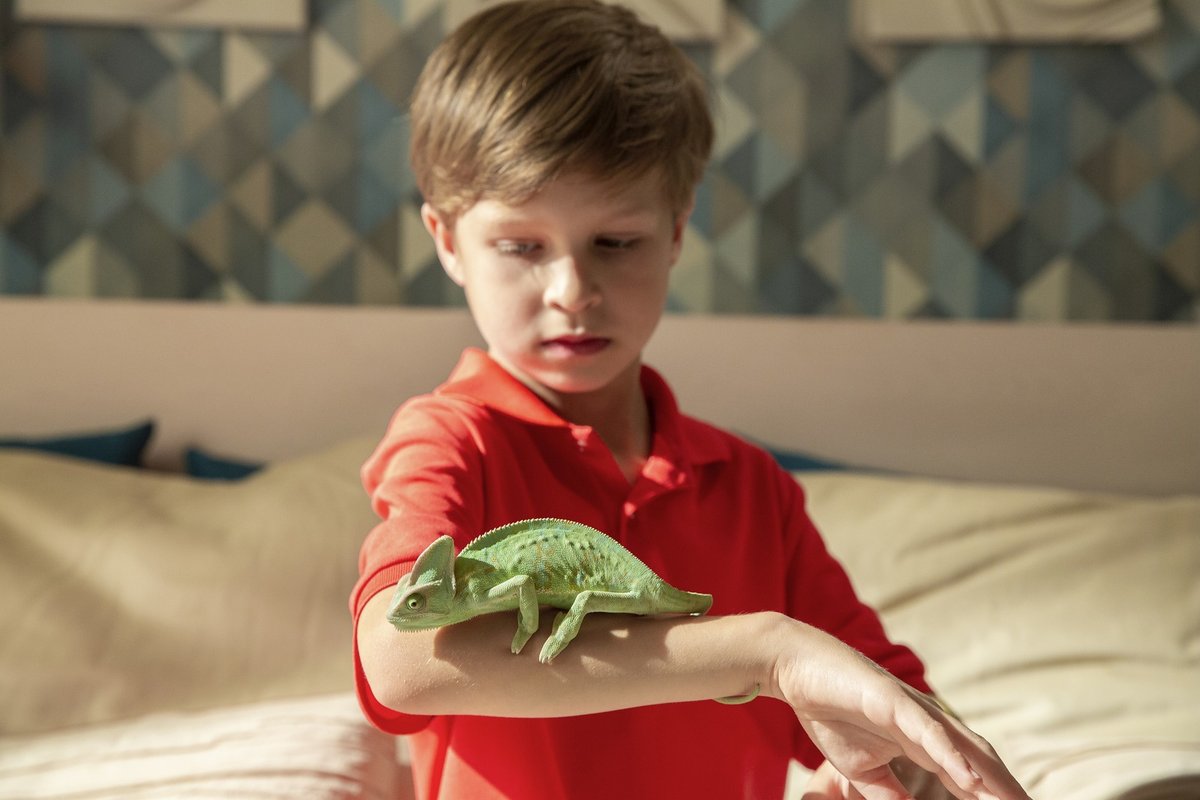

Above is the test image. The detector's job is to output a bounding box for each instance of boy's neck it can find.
[562,380,653,484]
[509,359,653,484]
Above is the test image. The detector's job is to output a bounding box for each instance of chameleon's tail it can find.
[656,585,714,615]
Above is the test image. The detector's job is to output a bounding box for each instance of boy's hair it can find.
[409,0,713,219]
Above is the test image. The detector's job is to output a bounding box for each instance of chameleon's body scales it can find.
[455,518,712,617]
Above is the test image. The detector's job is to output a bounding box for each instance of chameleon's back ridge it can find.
[459,518,711,614]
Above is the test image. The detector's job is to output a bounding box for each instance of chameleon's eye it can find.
[405,594,426,612]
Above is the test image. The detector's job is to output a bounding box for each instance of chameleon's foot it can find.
[511,627,535,655]
[714,683,760,705]
[539,612,568,663]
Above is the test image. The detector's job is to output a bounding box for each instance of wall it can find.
[1,0,1197,321]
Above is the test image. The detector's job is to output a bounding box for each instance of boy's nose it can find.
[544,256,600,314]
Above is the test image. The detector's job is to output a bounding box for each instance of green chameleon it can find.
[386,517,757,704]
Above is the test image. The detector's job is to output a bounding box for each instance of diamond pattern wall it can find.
[1,0,1197,320]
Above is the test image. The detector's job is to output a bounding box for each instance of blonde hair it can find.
[409,0,713,218]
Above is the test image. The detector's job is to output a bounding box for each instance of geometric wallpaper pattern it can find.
[1,0,1198,321]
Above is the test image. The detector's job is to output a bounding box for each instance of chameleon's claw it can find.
[528,612,566,662]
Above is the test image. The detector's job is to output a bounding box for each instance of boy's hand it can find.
[770,619,1031,800]
[803,757,954,799]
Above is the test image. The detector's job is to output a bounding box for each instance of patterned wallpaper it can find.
[1,0,1197,321]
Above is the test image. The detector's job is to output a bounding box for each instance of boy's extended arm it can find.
[358,587,767,717]
[357,590,1031,800]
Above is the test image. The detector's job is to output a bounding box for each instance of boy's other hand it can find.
[767,617,1031,800]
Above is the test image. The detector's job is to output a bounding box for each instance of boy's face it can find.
[423,170,688,401]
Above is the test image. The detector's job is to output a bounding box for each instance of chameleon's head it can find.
[386,535,457,631]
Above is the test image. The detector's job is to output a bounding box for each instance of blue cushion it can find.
[185,448,263,481]
[739,434,848,472]
[766,447,847,472]
[0,420,154,467]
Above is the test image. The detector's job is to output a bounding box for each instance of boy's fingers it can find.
[888,695,1031,800]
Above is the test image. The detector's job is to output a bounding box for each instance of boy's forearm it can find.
[356,589,777,718]
[358,590,1032,799]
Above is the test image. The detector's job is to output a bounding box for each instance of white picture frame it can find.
[14,0,307,32]
[853,0,1160,42]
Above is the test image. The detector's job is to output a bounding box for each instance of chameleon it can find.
[386,517,758,704]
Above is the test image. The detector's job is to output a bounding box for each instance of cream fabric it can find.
[0,438,378,734]
[0,692,410,800]
[856,0,1161,41]
[797,472,1200,799]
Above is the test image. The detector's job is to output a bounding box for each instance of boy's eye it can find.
[595,237,638,251]
[496,241,539,257]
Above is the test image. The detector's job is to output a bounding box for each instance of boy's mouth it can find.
[542,335,611,357]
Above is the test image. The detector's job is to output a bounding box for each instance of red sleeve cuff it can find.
[351,568,433,736]
[350,562,410,618]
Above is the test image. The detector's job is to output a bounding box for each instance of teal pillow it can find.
[0,420,154,467]
[185,448,263,481]
[766,447,847,472]
[740,434,847,472]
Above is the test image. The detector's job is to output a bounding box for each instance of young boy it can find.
[351,2,1031,799]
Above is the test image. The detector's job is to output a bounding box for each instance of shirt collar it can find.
[436,348,564,426]
[437,348,730,468]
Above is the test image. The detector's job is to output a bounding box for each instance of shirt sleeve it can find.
[349,395,486,735]
[777,467,932,767]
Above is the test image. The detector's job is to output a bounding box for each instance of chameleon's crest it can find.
[386,535,457,630]
[411,535,456,588]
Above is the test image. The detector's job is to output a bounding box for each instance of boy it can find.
[351,2,1031,798]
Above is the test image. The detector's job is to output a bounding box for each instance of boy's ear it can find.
[421,203,464,286]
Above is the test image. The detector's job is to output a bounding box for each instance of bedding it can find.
[0,437,378,734]
[0,436,1196,799]
[796,471,1200,798]
[0,693,411,800]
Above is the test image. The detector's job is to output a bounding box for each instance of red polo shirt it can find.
[351,348,929,800]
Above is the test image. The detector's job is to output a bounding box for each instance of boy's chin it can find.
[536,369,626,396]
[531,361,640,398]
[492,347,642,399]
